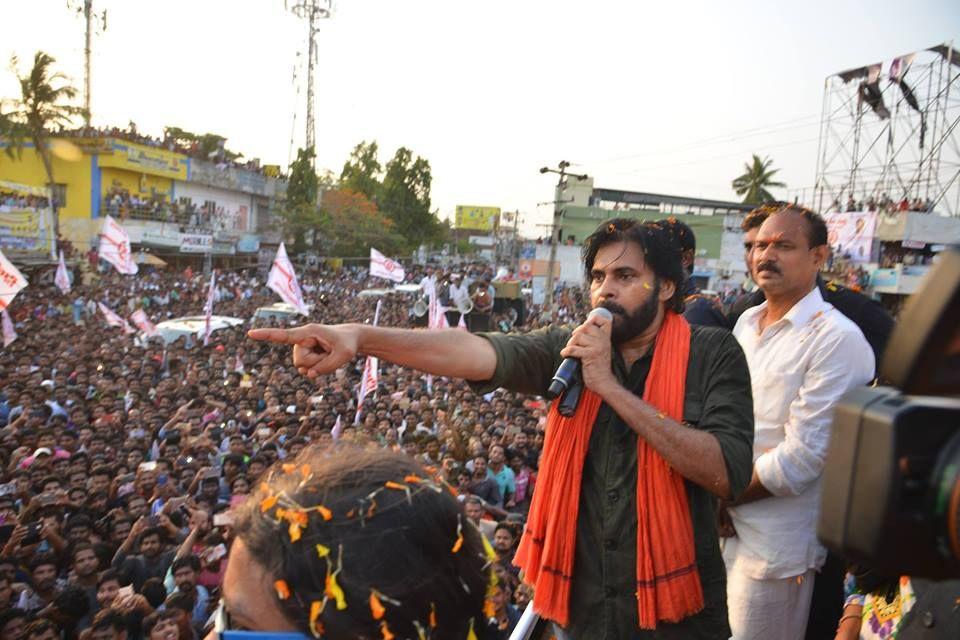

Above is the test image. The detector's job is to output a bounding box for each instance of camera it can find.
[819,248,960,578]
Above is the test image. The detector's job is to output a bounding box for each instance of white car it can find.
[155,315,245,347]
[252,302,312,322]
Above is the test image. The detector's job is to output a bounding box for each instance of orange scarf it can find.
[513,311,703,629]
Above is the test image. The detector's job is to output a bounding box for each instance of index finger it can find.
[247,326,315,344]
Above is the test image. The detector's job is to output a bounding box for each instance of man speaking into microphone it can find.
[249,218,754,639]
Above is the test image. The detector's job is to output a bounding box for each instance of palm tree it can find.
[732,154,786,205]
[3,51,86,240]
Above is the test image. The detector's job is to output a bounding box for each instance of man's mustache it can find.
[756,262,781,275]
[599,302,627,317]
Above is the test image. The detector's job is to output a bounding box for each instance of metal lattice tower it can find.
[814,41,960,216]
[287,0,332,165]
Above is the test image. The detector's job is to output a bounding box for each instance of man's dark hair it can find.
[171,555,200,574]
[141,577,168,609]
[0,609,26,629]
[741,208,769,232]
[91,608,126,633]
[494,522,518,539]
[51,584,92,620]
[234,447,489,639]
[742,203,828,248]
[23,618,58,640]
[142,609,180,637]
[582,218,686,313]
[164,591,196,616]
[96,569,121,588]
[71,541,96,562]
[138,526,163,544]
[28,552,57,574]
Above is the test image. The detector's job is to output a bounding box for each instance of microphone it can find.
[546,307,613,399]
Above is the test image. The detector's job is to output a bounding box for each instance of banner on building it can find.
[0,249,28,311]
[824,211,878,263]
[179,233,214,254]
[99,216,138,275]
[454,205,500,231]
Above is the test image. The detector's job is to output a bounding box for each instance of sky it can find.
[2,0,959,236]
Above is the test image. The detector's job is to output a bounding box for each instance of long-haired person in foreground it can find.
[217,447,494,639]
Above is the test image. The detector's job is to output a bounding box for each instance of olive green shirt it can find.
[471,325,754,639]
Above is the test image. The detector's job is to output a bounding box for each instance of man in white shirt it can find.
[725,206,874,640]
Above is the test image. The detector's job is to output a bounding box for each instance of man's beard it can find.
[600,279,662,345]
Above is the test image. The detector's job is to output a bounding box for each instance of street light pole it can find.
[540,162,587,320]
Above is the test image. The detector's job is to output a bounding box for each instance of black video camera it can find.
[819,248,960,579]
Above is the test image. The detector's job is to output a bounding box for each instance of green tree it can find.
[380,147,443,249]
[162,126,241,162]
[339,141,382,201]
[2,51,86,239]
[318,188,404,257]
[732,154,786,205]
[279,147,326,254]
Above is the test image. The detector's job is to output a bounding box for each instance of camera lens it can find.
[930,431,960,563]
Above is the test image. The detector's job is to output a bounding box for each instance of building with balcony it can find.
[0,134,285,267]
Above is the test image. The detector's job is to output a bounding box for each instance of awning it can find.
[135,252,168,267]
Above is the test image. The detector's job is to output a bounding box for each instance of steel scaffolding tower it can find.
[814,42,960,216]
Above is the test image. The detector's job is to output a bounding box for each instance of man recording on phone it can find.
[249,218,754,639]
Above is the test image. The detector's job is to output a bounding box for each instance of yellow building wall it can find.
[0,143,93,220]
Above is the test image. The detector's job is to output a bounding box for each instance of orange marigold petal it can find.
[316,543,330,558]
[274,580,291,600]
[282,463,297,474]
[260,495,278,512]
[369,591,386,620]
[317,505,333,521]
[429,603,437,628]
[380,621,395,640]
[288,522,302,542]
[384,481,407,491]
[309,600,324,637]
[404,474,422,484]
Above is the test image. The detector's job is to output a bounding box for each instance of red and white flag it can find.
[331,414,344,441]
[2,309,17,347]
[267,243,309,315]
[54,250,71,294]
[99,216,138,275]
[203,270,217,346]
[427,283,449,329]
[98,302,135,335]
[130,309,159,337]
[0,249,28,312]
[369,248,405,283]
[354,300,382,425]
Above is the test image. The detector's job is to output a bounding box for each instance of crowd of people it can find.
[0,255,588,640]
[826,193,935,214]
[102,188,247,234]
[59,127,278,179]
[5,202,954,640]
[0,191,49,213]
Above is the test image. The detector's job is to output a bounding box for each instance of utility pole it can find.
[83,0,91,126]
[539,162,587,320]
[288,0,332,167]
[69,0,105,127]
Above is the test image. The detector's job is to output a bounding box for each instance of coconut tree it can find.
[732,154,786,205]
[3,51,87,240]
